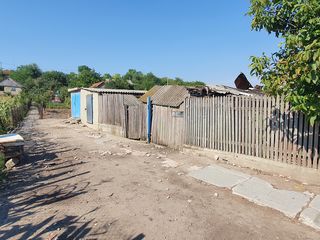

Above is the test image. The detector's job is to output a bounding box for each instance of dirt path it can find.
[0,108,319,240]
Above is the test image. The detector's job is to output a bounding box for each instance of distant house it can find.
[0,78,22,95]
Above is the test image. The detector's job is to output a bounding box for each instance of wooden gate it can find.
[126,104,146,140]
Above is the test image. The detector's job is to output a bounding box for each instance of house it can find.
[0,78,22,95]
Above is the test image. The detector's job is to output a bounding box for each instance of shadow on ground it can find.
[0,108,147,239]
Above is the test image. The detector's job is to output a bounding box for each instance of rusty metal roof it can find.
[139,85,161,103]
[151,85,189,107]
[90,81,105,88]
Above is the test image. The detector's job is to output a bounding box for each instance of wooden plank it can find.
[221,97,225,151]
[219,97,223,150]
[291,111,299,165]
[313,122,319,169]
[234,97,239,154]
[287,105,295,164]
[241,96,245,154]
[214,97,218,149]
[307,121,314,168]
[278,96,285,162]
[270,97,276,160]
[297,112,304,166]
[266,97,272,159]
[274,96,280,161]
[231,96,235,153]
[259,96,264,158]
[245,96,249,155]
[226,96,229,152]
[211,97,214,149]
[248,96,252,155]
[283,102,290,163]
[302,115,309,167]
[230,96,233,152]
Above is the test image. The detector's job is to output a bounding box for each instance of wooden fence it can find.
[185,96,320,169]
[98,94,126,127]
[98,93,146,140]
[152,104,185,147]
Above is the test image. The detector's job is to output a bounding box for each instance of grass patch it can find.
[46,101,70,109]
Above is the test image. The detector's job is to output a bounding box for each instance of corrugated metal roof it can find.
[151,85,189,107]
[139,85,161,103]
[124,95,142,106]
[208,85,252,96]
[0,78,22,88]
[68,88,81,92]
[83,88,146,95]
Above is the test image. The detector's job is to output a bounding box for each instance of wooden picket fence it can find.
[184,95,320,169]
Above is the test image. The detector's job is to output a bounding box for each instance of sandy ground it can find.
[0,108,320,240]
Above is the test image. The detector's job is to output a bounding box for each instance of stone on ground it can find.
[232,177,311,218]
[299,195,320,230]
[5,158,20,170]
[188,165,251,189]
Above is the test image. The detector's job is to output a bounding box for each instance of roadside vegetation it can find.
[0,94,31,134]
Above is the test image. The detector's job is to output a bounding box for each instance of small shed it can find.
[0,78,22,96]
[143,85,190,148]
[78,88,146,137]
[68,88,81,119]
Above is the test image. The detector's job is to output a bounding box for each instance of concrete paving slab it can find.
[188,165,251,189]
[233,177,311,218]
[299,195,320,230]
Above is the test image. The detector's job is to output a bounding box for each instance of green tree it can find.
[10,64,42,86]
[248,0,320,123]
[68,65,102,87]
[40,71,67,91]
[105,74,133,89]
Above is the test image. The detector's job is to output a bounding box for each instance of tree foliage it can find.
[7,64,205,108]
[105,69,205,90]
[248,0,320,123]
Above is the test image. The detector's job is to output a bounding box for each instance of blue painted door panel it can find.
[86,94,93,124]
[71,92,81,119]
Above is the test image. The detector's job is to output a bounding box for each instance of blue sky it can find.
[0,0,279,86]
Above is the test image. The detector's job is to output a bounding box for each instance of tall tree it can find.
[68,65,102,87]
[10,64,42,86]
[40,71,67,91]
[249,0,320,123]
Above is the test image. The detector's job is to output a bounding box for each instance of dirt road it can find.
[0,108,319,240]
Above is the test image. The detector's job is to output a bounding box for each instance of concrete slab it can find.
[299,195,320,230]
[188,165,251,189]
[232,177,311,218]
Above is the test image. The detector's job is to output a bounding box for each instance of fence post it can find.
[147,96,152,143]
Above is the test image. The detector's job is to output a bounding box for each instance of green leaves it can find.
[249,0,320,124]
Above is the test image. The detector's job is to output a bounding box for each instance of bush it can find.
[0,94,31,134]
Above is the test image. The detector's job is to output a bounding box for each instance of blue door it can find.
[86,94,93,124]
[71,92,81,119]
